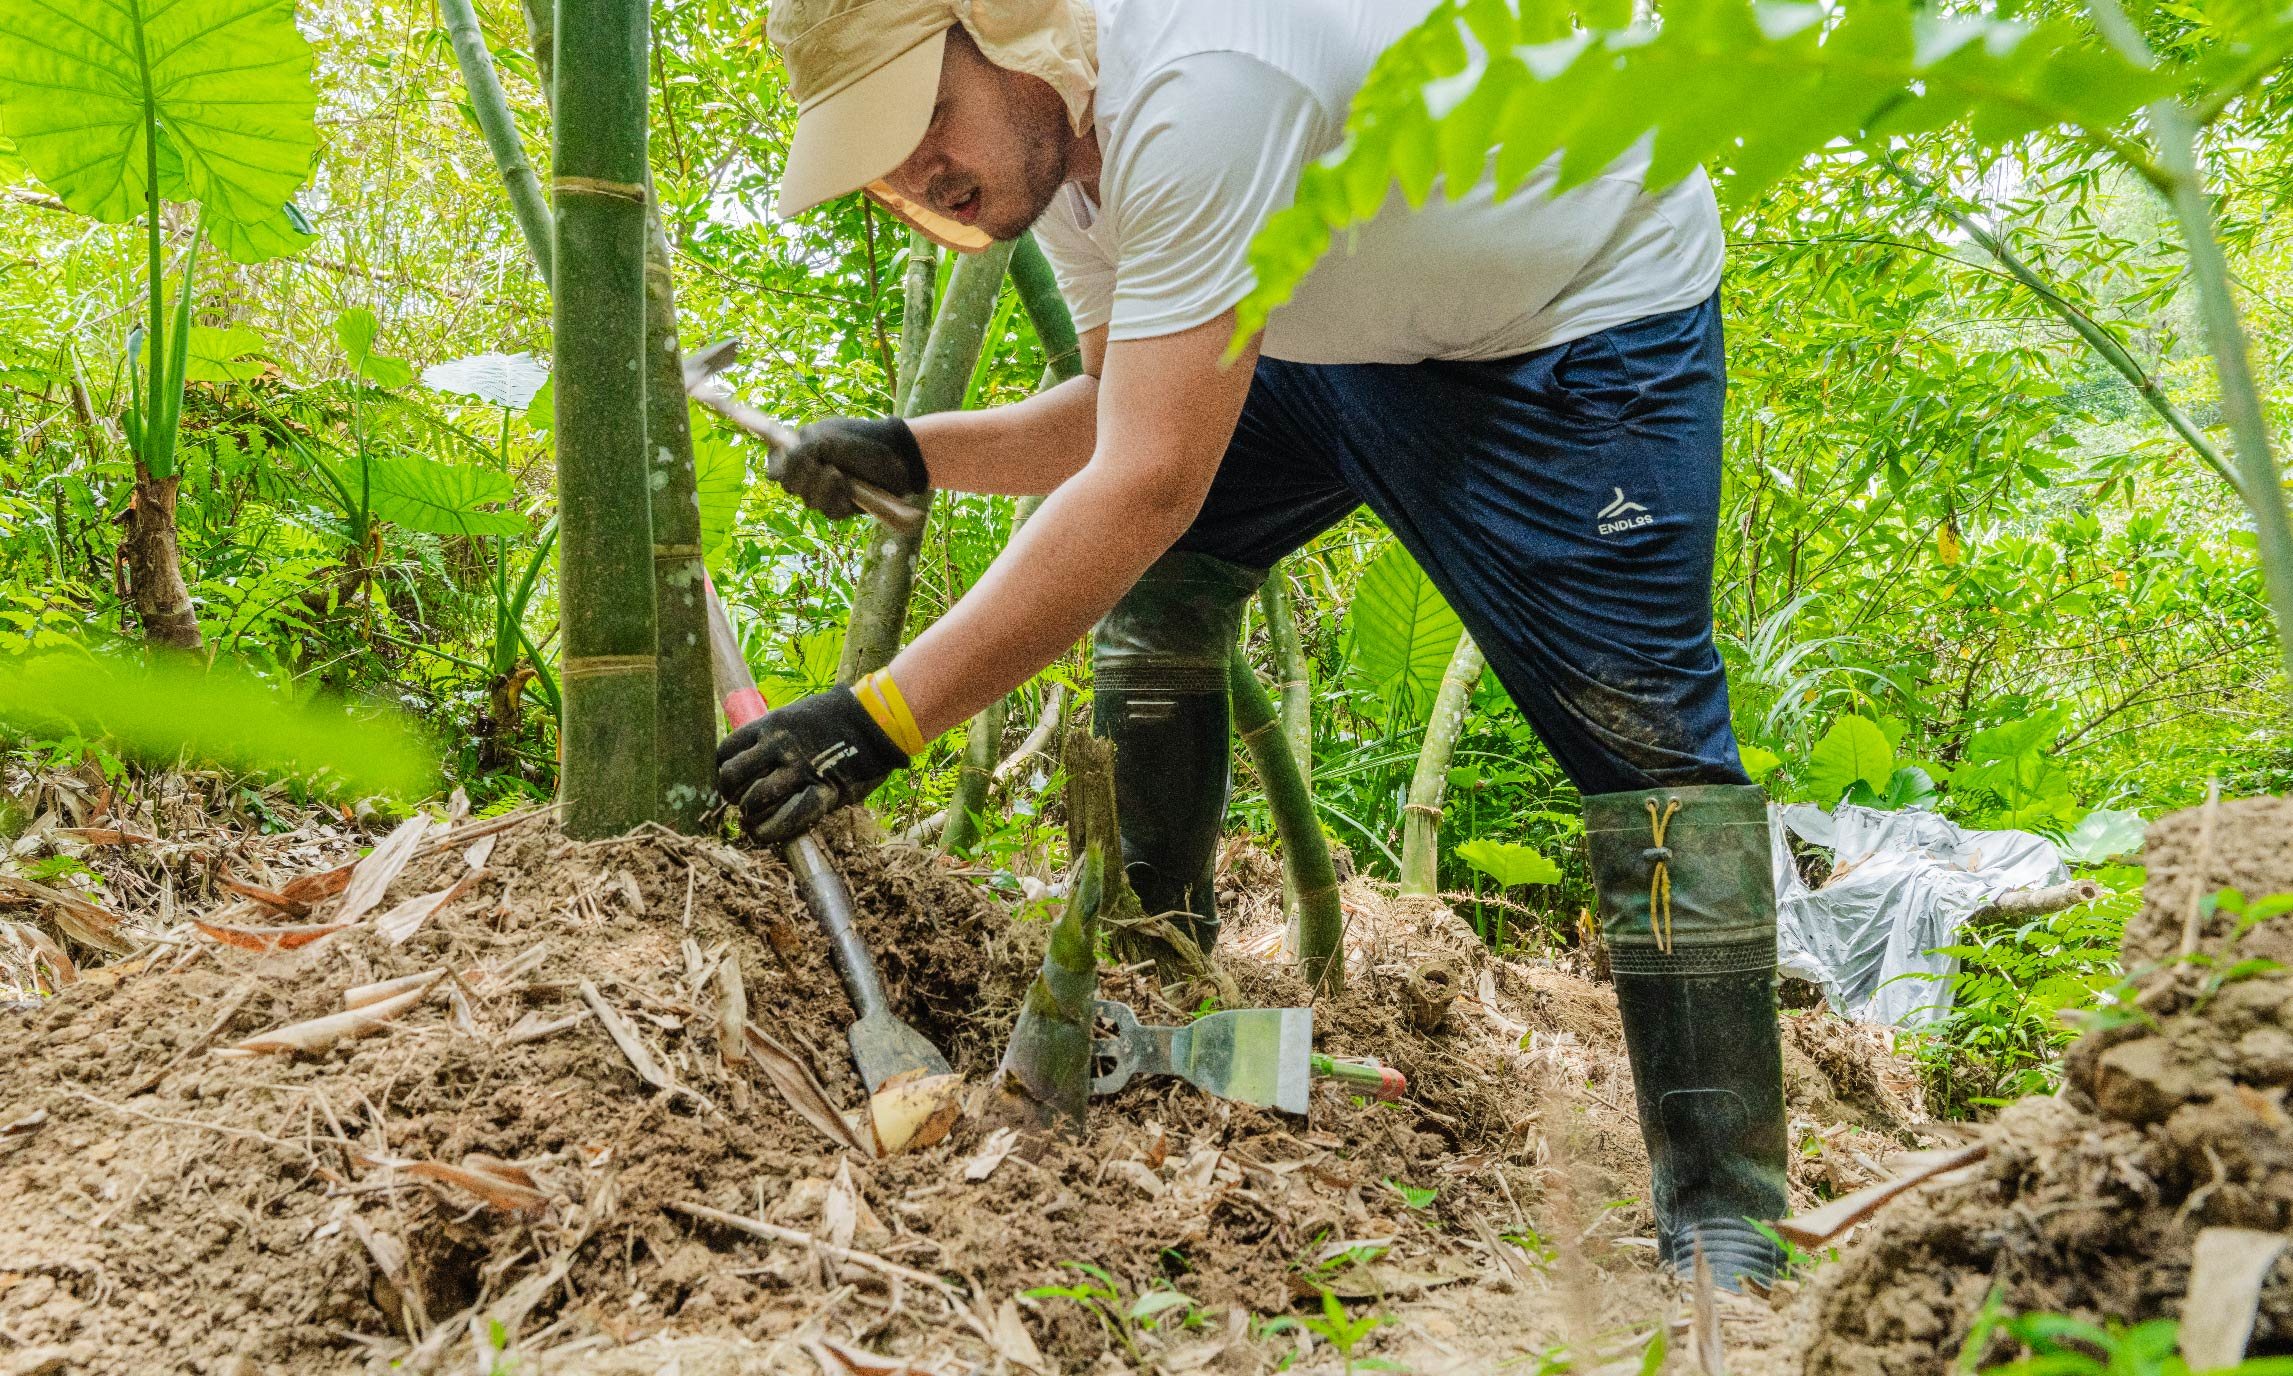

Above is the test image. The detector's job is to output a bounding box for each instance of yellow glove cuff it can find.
[853,669,926,757]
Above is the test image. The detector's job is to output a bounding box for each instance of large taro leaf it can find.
[207,200,316,266]
[1455,838,1562,889]
[1345,542,1461,725]
[182,324,269,383]
[361,455,525,538]
[421,352,550,411]
[1803,714,1893,804]
[0,0,316,230]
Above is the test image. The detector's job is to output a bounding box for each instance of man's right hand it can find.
[767,416,929,520]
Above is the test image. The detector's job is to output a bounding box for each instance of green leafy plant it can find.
[1298,1289,1393,1376]
[1455,838,1562,888]
[1021,1261,1184,1366]
[0,650,437,797]
[1346,541,1463,725]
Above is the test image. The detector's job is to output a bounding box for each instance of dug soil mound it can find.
[1803,795,2293,1376]
[0,807,1920,1375]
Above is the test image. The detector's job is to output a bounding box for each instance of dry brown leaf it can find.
[374,869,480,946]
[333,814,432,925]
[868,1074,964,1157]
[824,1158,888,1251]
[193,918,353,953]
[717,959,749,1068]
[579,980,673,1091]
[56,826,159,847]
[278,860,356,905]
[218,876,309,916]
[805,1337,947,1376]
[463,832,498,872]
[0,919,76,986]
[218,975,439,1057]
[1773,1144,1987,1249]
[743,1023,872,1155]
[0,874,132,955]
[2182,1227,2290,1369]
[1,1108,48,1157]
[344,968,448,1010]
[372,1154,549,1214]
[1103,1159,1165,1199]
[962,1126,1020,1182]
[504,1009,589,1045]
[987,1297,1048,1373]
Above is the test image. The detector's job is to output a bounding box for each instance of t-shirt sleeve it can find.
[1030,189,1116,338]
[1101,51,1334,342]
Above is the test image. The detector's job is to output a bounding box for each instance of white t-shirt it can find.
[1029,0,1724,365]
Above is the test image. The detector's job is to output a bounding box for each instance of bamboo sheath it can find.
[1400,631,1485,897]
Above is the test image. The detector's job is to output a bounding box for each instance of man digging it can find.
[715,0,1790,1287]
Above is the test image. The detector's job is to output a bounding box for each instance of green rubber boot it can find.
[1091,551,1265,953]
[1586,783,1788,1289]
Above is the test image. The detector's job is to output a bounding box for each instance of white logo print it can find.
[1597,487,1653,536]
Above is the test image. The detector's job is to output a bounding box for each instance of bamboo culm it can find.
[1399,631,1485,898]
[838,238,1020,685]
[939,492,1050,854]
[551,0,657,838]
[1230,649,1344,995]
[2087,0,2293,700]
[933,237,1086,848]
[644,206,717,832]
[440,0,553,287]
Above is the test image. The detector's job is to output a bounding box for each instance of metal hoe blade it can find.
[1091,1000,1313,1115]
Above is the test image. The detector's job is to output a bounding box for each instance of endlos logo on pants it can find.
[1598,487,1652,535]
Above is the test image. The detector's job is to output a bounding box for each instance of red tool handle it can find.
[703,575,768,729]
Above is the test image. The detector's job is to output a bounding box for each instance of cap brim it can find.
[772,28,948,222]
[864,181,995,254]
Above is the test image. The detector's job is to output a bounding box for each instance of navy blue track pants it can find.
[1176,293,1747,796]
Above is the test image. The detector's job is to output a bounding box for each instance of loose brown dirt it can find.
[1795,795,2293,1376]
[0,803,1923,1375]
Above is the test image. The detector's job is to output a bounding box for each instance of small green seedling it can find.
[1382,1177,1437,1210]
[1300,1289,1392,1376]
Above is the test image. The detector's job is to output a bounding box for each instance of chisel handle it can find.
[1312,1054,1408,1101]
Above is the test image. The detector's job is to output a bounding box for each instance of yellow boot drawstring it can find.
[1645,797,1681,954]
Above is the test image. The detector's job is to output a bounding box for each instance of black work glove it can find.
[768,416,928,521]
[716,688,911,844]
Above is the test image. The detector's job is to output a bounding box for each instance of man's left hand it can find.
[716,688,910,844]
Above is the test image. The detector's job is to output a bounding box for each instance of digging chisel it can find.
[682,338,926,537]
[701,578,952,1102]
[1089,1000,1407,1114]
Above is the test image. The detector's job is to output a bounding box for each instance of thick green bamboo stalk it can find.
[551,0,657,837]
[838,238,1020,684]
[440,0,553,287]
[892,231,936,415]
[2089,0,2293,702]
[1257,566,1311,786]
[1231,649,1343,995]
[1009,233,1081,382]
[940,492,1049,853]
[645,207,717,832]
[1400,630,1484,898]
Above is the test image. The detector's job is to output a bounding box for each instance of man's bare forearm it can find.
[890,458,1199,738]
[886,313,1258,740]
[908,373,1098,495]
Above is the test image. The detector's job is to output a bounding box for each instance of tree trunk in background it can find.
[939,249,1080,851]
[837,238,1018,684]
[644,209,717,833]
[892,231,936,414]
[122,468,202,652]
[551,0,657,838]
[1400,630,1484,898]
[441,0,553,286]
[1231,649,1343,995]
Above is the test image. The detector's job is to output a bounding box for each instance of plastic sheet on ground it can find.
[1772,803,2067,1027]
